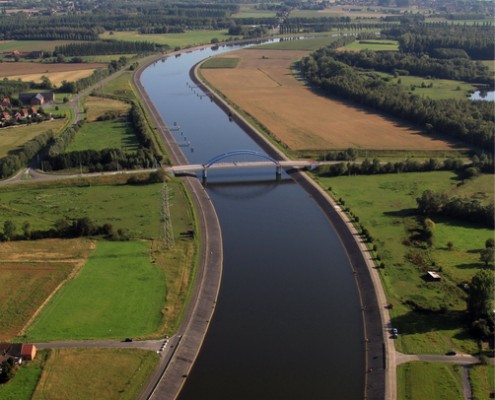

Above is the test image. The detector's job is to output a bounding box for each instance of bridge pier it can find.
[202,167,207,184]
[276,165,282,181]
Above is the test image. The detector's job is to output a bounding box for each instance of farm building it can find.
[0,343,37,363]
[19,92,55,105]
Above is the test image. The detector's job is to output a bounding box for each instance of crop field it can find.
[0,61,106,86]
[341,40,399,51]
[0,119,67,158]
[398,362,463,400]
[100,30,235,48]
[24,240,166,341]
[201,48,466,151]
[0,40,89,53]
[32,348,158,400]
[317,171,493,354]
[0,239,94,341]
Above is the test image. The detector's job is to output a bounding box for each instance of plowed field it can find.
[201,49,465,151]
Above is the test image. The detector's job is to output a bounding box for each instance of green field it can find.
[255,36,346,51]
[32,348,158,400]
[23,240,165,341]
[0,350,47,400]
[78,54,137,63]
[316,171,493,354]
[0,120,67,158]
[469,364,495,400]
[232,5,277,18]
[67,119,139,152]
[95,71,137,102]
[342,39,399,51]
[0,182,162,237]
[0,40,88,53]
[398,362,464,400]
[100,30,236,48]
[201,57,240,69]
[387,75,475,100]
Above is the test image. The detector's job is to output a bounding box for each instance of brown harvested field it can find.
[84,96,131,122]
[201,49,466,151]
[0,239,95,341]
[0,62,106,85]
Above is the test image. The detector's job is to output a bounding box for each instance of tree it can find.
[479,248,494,267]
[3,220,16,240]
[0,358,16,383]
[485,238,494,248]
[467,270,495,322]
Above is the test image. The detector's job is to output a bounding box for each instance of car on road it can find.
[446,350,457,356]
[124,338,133,342]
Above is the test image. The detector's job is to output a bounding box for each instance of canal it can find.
[140,44,365,399]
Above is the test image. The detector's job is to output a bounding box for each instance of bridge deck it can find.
[167,160,320,174]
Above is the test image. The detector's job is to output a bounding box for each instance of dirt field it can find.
[201,49,464,151]
[0,239,94,341]
[0,62,106,85]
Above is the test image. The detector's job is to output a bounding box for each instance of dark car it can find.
[124,338,133,342]
[446,350,456,356]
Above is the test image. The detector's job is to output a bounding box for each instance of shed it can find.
[20,344,36,361]
[427,271,441,281]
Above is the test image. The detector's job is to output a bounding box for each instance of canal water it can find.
[141,44,364,399]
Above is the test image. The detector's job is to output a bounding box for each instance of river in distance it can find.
[141,43,365,399]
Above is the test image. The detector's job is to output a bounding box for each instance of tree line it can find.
[382,24,494,60]
[54,40,163,56]
[416,189,494,228]
[299,50,494,151]
[328,49,493,86]
[0,130,54,179]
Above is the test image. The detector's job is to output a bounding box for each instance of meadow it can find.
[0,239,94,341]
[100,30,235,48]
[0,119,67,158]
[342,39,399,51]
[316,171,493,354]
[84,96,130,122]
[397,362,463,400]
[201,57,240,69]
[469,364,494,400]
[254,36,346,51]
[32,348,158,400]
[23,240,166,341]
[0,40,89,53]
[67,119,138,152]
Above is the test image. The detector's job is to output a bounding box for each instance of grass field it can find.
[67,119,139,152]
[0,239,94,341]
[0,182,162,236]
[316,171,493,354]
[0,40,89,53]
[232,4,277,18]
[469,364,495,400]
[100,30,235,48]
[0,119,67,158]
[201,48,466,151]
[78,54,136,63]
[0,350,47,400]
[95,71,137,102]
[84,96,130,122]
[341,39,399,51]
[254,36,346,51]
[201,57,240,69]
[397,362,463,400]
[32,348,158,400]
[23,240,166,341]
[386,75,475,100]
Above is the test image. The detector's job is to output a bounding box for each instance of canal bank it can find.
[191,58,391,400]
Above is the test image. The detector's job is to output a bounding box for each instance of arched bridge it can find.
[166,149,321,182]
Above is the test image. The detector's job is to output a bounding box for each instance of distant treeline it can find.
[0,130,54,179]
[0,80,32,100]
[383,24,494,60]
[54,40,163,56]
[328,49,493,86]
[299,49,494,151]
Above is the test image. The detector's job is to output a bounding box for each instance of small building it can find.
[18,92,55,106]
[0,343,37,363]
[20,344,36,361]
[426,271,442,281]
